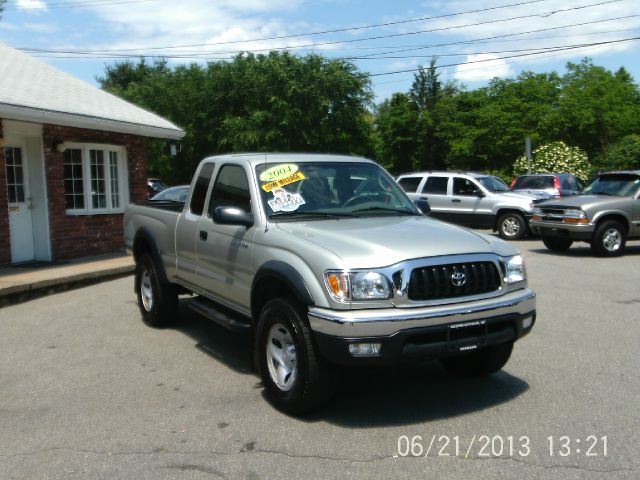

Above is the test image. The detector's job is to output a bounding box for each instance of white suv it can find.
[397,171,536,240]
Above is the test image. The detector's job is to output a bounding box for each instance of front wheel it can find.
[542,237,573,252]
[591,220,626,257]
[135,253,178,327]
[440,341,513,377]
[497,213,527,240]
[256,298,335,415]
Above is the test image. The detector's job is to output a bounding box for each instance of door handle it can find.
[452,199,462,203]
[199,230,208,241]
[419,196,428,201]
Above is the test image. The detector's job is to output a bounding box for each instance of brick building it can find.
[0,43,184,266]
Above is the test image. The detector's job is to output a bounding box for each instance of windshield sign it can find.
[255,162,419,219]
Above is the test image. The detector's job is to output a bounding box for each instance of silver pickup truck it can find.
[124,153,536,414]
[529,170,640,256]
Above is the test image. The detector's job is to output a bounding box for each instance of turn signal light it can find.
[563,218,589,224]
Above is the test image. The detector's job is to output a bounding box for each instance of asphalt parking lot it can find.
[1,238,639,479]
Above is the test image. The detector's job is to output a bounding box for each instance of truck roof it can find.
[200,152,376,167]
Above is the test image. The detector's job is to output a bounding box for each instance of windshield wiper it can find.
[270,211,356,219]
[351,206,419,215]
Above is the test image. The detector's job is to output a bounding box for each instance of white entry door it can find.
[5,146,36,263]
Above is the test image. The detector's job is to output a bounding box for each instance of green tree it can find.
[374,93,419,173]
[594,134,640,171]
[409,58,458,170]
[98,52,374,183]
[557,58,640,159]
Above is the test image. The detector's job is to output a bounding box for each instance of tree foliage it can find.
[98,52,373,182]
[371,57,640,178]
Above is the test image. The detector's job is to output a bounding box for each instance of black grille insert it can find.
[408,261,501,301]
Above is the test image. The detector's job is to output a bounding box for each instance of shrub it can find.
[513,141,591,180]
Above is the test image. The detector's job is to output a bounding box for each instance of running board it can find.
[187,296,252,333]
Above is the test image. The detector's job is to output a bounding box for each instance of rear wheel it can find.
[497,212,526,240]
[135,253,178,327]
[440,341,513,377]
[591,220,626,257]
[256,298,335,415]
[542,237,573,252]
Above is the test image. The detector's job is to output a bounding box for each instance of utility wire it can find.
[17,0,624,55]
[3,0,155,10]
[22,15,639,60]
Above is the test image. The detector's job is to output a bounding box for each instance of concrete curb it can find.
[0,264,135,307]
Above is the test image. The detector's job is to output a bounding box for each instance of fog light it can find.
[348,343,382,357]
[522,316,534,330]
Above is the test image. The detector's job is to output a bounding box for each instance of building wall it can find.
[43,124,148,262]
[0,121,10,266]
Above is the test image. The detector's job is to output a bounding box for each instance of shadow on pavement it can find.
[171,300,529,427]
[310,364,529,427]
[169,301,254,375]
[529,242,640,257]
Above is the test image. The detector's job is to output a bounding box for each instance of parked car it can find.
[529,170,640,256]
[396,171,537,240]
[510,173,583,199]
[149,185,189,202]
[146,178,167,198]
[125,154,536,414]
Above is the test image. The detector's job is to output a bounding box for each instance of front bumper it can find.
[529,220,594,240]
[309,289,536,365]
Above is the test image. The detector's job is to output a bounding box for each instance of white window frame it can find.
[64,143,129,215]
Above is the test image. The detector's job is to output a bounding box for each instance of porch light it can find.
[54,140,67,153]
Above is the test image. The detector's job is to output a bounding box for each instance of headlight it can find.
[563,209,588,224]
[503,255,526,284]
[532,207,542,215]
[325,271,392,302]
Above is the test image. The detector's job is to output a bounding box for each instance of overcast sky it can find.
[1,0,639,101]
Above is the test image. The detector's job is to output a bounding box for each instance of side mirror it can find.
[416,198,431,215]
[474,190,485,197]
[213,206,254,227]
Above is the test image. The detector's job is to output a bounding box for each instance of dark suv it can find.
[510,173,583,199]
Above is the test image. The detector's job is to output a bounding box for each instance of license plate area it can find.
[447,320,488,352]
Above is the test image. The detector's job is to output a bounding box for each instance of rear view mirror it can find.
[213,206,254,227]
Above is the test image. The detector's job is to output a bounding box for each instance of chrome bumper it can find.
[308,288,536,337]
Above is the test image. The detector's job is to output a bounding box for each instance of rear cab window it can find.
[189,163,215,215]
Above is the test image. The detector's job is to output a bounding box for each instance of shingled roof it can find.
[0,43,184,140]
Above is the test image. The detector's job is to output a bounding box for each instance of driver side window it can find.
[207,164,251,217]
[453,177,480,196]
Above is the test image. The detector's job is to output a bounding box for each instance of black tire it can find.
[542,236,573,252]
[135,253,178,327]
[440,341,513,378]
[256,298,335,415]
[591,220,626,257]
[497,212,527,240]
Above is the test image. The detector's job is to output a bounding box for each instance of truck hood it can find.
[538,195,631,211]
[275,216,517,268]
[496,191,539,200]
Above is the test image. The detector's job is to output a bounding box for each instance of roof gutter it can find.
[0,103,185,140]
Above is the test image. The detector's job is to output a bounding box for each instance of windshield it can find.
[255,161,419,219]
[583,174,640,197]
[478,176,509,192]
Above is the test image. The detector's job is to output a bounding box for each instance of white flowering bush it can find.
[513,141,591,180]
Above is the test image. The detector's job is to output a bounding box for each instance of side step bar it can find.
[187,296,252,333]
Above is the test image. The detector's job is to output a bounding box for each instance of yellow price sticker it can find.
[262,171,306,192]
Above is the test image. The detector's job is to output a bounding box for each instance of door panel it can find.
[195,163,256,312]
[5,146,36,263]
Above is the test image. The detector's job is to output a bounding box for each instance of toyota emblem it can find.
[451,271,467,287]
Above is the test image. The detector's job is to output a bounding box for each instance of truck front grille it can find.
[408,261,502,301]
[539,208,566,222]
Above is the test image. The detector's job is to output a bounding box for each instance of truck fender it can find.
[251,261,315,320]
[132,228,170,286]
